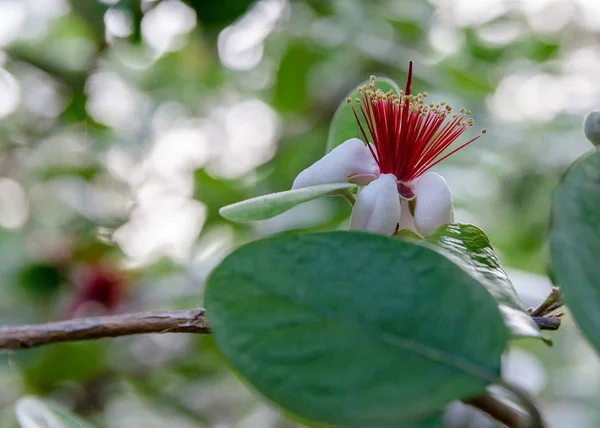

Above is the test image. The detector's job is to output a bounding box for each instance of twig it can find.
[0,308,209,351]
[1,307,550,428]
[465,382,547,428]
[464,394,523,428]
[529,287,562,317]
[502,382,547,428]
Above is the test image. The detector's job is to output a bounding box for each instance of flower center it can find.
[397,181,415,200]
[347,61,485,186]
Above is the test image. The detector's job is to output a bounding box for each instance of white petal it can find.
[349,174,400,235]
[413,172,454,237]
[292,138,379,189]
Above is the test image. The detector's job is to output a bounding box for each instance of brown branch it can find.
[465,384,547,428]
[464,394,524,428]
[529,287,562,317]
[0,307,550,428]
[0,308,209,351]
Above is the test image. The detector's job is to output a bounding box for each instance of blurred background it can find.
[0,0,599,426]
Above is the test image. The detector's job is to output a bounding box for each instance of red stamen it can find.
[348,63,484,185]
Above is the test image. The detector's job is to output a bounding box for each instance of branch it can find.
[1,307,549,427]
[465,383,547,428]
[0,308,209,351]
[529,287,562,317]
[464,394,523,428]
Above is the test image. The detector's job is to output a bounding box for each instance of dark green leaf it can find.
[326,78,400,153]
[218,183,355,222]
[550,149,600,353]
[18,263,63,297]
[206,232,507,426]
[185,0,255,31]
[427,224,543,342]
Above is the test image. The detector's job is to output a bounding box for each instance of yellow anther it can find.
[346,97,352,103]
[440,101,446,106]
[355,98,361,103]
[370,75,376,81]
[465,110,471,115]
[460,108,465,113]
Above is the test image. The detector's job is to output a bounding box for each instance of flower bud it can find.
[584,111,600,147]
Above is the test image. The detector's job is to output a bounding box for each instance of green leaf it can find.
[15,396,95,428]
[273,43,326,113]
[427,224,544,342]
[20,343,108,393]
[326,77,401,153]
[550,149,600,353]
[205,232,508,426]
[218,183,356,223]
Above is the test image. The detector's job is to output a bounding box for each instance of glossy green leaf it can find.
[427,224,544,342]
[206,232,508,426]
[218,183,356,223]
[326,77,401,153]
[15,396,95,428]
[550,149,600,353]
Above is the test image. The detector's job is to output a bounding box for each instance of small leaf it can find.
[326,77,401,153]
[219,183,356,223]
[15,396,95,428]
[206,232,508,426]
[427,224,544,342]
[550,149,600,353]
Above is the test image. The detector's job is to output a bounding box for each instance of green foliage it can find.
[205,232,508,426]
[428,224,544,342]
[15,396,95,428]
[219,183,356,222]
[186,0,256,31]
[326,78,401,153]
[20,343,108,393]
[274,43,327,113]
[550,149,600,353]
[17,264,63,298]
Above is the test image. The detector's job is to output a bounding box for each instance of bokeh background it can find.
[0,0,599,426]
